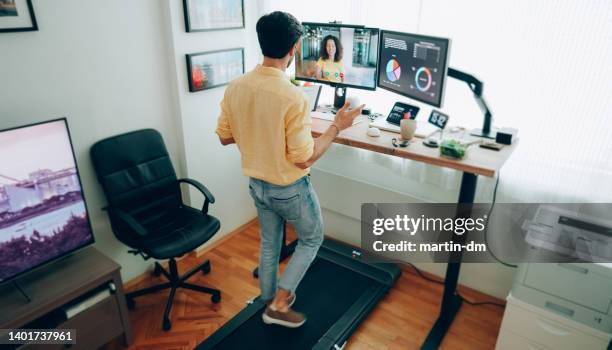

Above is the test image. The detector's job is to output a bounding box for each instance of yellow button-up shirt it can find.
[216,65,314,186]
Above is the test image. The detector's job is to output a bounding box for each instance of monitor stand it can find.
[333,86,347,110]
[469,127,499,139]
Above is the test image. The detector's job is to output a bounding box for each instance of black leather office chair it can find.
[90,129,221,331]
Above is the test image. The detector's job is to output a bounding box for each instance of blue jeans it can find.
[249,175,323,301]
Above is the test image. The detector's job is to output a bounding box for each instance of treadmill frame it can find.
[196,239,401,350]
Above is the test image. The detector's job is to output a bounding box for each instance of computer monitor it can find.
[378,31,450,107]
[295,22,379,91]
[0,119,95,284]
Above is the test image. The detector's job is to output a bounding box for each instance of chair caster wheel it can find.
[162,318,172,331]
[152,263,163,277]
[201,261,211,275]
[126,297,135,310]
[211,292,221,304]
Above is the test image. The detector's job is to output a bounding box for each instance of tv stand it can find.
[13,280,32,302]
[0,247,133,349]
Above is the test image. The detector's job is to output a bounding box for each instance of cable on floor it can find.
[405,263,506,308]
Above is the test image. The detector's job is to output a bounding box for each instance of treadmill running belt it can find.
[210,258,372,350]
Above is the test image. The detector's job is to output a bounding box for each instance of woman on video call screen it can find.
[316,35,345,83]
[296,23,379,89]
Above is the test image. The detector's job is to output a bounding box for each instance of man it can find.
[216,11,364,328]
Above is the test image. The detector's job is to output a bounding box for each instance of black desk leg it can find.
[421,172,478,350]
[252,222,298,278]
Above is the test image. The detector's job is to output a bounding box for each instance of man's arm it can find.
[216,91,235,146]
[219,136,235,146]
[295,102,364,169]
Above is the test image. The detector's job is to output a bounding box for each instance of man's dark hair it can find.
[256,11,304,59]
[320,35,343,62]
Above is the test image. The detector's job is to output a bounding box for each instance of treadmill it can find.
[196,239,401,350]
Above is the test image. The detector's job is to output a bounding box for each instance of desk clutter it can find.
[312,98,512,161]
[355,103,496,160]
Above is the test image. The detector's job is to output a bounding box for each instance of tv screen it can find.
[0,119,94,283]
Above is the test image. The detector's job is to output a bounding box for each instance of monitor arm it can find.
[447,67,496,138]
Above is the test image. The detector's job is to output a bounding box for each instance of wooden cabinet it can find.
[0,247,133,350]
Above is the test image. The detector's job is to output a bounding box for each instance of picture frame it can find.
[186,48,245,92]
[0,0,37,33]
[183,0,244,32]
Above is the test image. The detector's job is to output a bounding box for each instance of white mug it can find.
[400,119,417,141]
[346,96,361,108]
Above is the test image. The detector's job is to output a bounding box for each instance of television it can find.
[0,118,95,283]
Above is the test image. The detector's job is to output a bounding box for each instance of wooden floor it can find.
[104,220,504,350]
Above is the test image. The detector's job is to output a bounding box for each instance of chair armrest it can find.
[178,178,215,203]
[104,206,148,238]
[178,178,215,214]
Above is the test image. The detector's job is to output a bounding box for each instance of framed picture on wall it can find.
[183,0,244,32]
[0,0,37,33]
[186,48,245,92]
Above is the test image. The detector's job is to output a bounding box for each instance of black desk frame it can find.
[421,172,477,349]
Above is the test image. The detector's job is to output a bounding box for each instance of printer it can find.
[511,262,612,333]
[522,205,612,262]
[497,205,612,349]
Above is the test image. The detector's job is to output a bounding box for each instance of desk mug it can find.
[346,96,361,109]
[400,119,417,141]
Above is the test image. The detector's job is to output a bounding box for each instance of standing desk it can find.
[251,115,517,348]
[312,117,516,349]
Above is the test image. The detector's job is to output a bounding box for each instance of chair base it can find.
[126,258,221,331]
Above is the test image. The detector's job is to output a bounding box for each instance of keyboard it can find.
[311,111,363,125]
[311,111,336,121]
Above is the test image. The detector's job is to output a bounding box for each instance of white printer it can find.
[496,203,612,349]
[522,205,612,261]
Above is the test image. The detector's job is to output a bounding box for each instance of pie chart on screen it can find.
[386,58,401,82]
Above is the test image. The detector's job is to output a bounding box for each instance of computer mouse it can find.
[367,127,381,137]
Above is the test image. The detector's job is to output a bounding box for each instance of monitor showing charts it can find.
[295,23,379,90]
[378,31,450,107]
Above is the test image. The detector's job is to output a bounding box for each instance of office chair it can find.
[90,129,221,331]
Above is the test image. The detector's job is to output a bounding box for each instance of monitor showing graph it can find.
[378,31,450,107]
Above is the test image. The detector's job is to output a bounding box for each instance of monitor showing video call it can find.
[295,23,379,91]
[378,31,450,107]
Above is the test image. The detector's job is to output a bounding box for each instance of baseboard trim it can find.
[194,217,258,258]
[124,218,504,306]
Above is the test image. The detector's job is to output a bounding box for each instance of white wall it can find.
[0,0,182,282]
[161,0,260,246]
